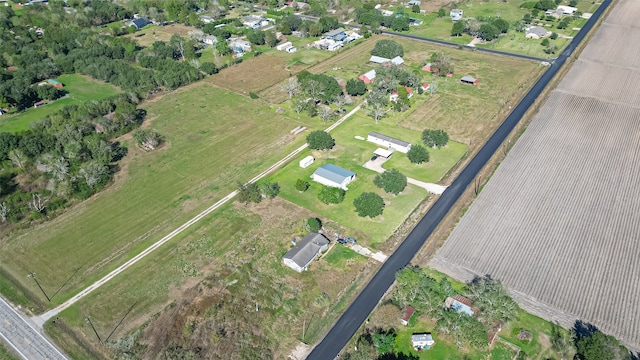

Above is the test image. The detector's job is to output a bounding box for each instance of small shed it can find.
[370,55,390,64]
[421,63,431,72]
[299,155,315,168]
[420,83,430,92]
[401,305,415,325]
[460,76,478,85]
[411,333,435,350]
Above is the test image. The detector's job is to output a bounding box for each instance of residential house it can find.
[370,55,390,65]
[276,41,293,51]
[557,5,577,15]
[311,164,356,189]
[445,295,474,316]
[243,15,264,29]
[460,76,478,85]
[283,233,329,272]
[525,26,549,39]
[129,17,151,30]
[411,333,435,350]
[325,28,346,41]
[390,86,414,102]
[299,155,314,168]
[201,35,218,45]
[420,83,430,92]
[367,131,412,153]
[450,9,463,21]
[359,69,376,84]
[401,305,415,325]
[229,39,252,53]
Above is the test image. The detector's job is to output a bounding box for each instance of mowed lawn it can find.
[269,112,436,245]
[0,74,121,133]
[0,83,323,308]
[46,198,372,359]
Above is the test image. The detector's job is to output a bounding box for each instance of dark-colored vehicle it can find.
[370,155,378,161]
[337,238,347,245]
[346,237,357,244]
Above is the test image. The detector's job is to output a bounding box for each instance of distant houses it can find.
[390,86,414,102]
[311,164,356,190]
[283,232,329,272]
[367,131,412,153]
[445,295,474,316]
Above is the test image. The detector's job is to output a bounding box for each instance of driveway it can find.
[363,157,448,195]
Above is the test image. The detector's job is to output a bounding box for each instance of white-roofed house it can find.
[390,56,404,66]
[367,131,412,153]
[370,55,391,64]
[283,233,329,272]
[411,333,435,350]
[311,164,356,190]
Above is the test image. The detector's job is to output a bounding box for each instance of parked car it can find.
[346,237,357,244]
[370,155,378,161]
[337,238,347,245]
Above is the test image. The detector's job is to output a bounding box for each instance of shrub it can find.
[238,182,262,203]
[260,180,280,198]
[306,131,335,150]
[550,32,558,40]
[295,179,310,192]
[249,92,259,99]
[200,62,218,75]
[318,186,345,204]
[307,217,322,232]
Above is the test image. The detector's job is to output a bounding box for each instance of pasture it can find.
[0,84,325,309]
[431,0,640,351]
[45,198,373,359]
[0,74,121,133]
[123,23,196,47]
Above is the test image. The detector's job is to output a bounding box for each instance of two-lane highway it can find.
[307,0,611,358]
[0,296,67,360]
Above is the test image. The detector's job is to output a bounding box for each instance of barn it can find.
[311,164,356,190]
[282,233,330,272]
[367,131,411,153]
[460,76,478,85]
[359,69,376,84]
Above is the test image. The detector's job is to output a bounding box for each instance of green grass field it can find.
[0,84,327,309]
[0,342,19,360]
[0,74,121,133]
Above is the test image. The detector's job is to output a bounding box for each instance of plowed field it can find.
[431,0,640,351]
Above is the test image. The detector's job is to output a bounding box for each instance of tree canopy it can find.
[346,78,367,96]
[353,192,385,217]
[421,129,449,148]
[318,186,345,204]
[374,169,407,195]
[407,144,430,164]
[371,40,404,59]
[306,131,335,150]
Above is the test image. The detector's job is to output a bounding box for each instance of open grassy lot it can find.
[45,198,373,359]
[0,84,326,309]
[383,141,468,183]
[123,23,197,47]
[0,74,121,133]
[0,342,20,360]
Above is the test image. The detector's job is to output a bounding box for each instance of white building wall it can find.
[283,258,304,272]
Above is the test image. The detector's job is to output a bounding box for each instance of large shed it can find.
[311,164,356,189]
[283,233,330,272]
[460,76,478,85]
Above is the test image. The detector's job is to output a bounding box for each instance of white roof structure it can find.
[390,56,404,66]
[557,5,577,14]
[362,69,376,80]
[374,148,393,158]
[370,55,390,64]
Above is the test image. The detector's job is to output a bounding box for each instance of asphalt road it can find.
[0,296,67,360]
[306,0,611,358]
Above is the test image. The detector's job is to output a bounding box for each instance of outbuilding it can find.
[390,56,404,66]
[325,27,346,41]
[276,41,293,51]
[460,76,478,85]
[129,17,151,30]
[299,155,315,168]
[374,148,393,159]
[420,83,430,92]
[367,131,412,153]
[450,9,463,21]
[311,164,356,190]
[359,69,376,84]
[283,233,329,273]
[445,295,474,316]
[370,55,390,65]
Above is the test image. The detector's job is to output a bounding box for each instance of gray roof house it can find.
[311,164,356,190]
[129,17,151,30]
[326,27,346,40]
[411,333,435,350]
[525,26,549,39]
[367,131,412,153]
[283,233,330,272]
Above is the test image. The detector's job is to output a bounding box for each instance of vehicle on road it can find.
[370,155,378,161]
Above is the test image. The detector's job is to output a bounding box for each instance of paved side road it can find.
[0,296,67,360]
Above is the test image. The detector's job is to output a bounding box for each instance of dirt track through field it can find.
[431,0,640,351]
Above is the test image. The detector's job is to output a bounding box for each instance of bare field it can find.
[431,0,640,351]
[205,53,307,96]
[124,24,196,47]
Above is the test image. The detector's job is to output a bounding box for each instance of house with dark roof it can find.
[129,17,151,30]
[445,295,474,316]
[311,164,356,190]
[283,233,330,272]
[367,131,412,153]
[401,305,415,325]
[325,28,346,41]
